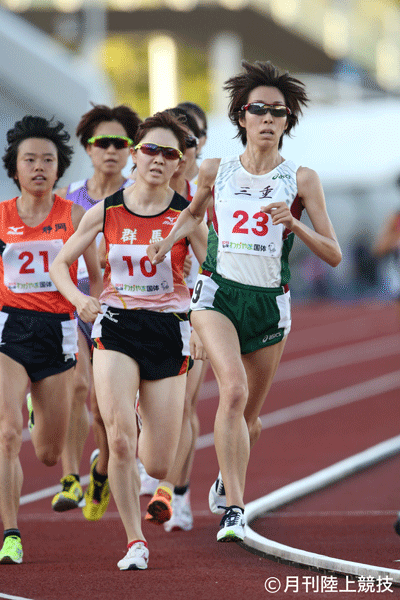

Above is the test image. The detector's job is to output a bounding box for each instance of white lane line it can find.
[20,370,400,506]
[244,434,400,582]
[195,370,400,449]
[0,595,34,600]
[21,333,400,444]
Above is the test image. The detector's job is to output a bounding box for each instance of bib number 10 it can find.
[122,255,156,278]
[232,210,269,237]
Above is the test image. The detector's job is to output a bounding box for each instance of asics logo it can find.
[262,332,281,343]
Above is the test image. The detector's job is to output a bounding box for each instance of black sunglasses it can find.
[241,103,291,117]
[87,135,133,149]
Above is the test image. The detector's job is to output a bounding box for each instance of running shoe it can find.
[82,449,110,521]
[137,458,159,497]
[208,472,226,515]
[51,474,84,512]
[26,393,34,433]
[117,541,149,571]
[145,485,173,525]
[164,489,193,532]
[0,536,23,564]
[217,506,246,543]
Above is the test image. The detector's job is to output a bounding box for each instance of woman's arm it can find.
[147,158,220,265]
[262,167,342,267]
[187,219,209,267]
[50,202,105,322]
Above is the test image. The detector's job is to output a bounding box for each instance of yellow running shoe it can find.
[145,485,173,525]
[51,474,84,512]
[82,449,110,521]
[0,536,23,564]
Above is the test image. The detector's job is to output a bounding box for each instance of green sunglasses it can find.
[87,135,133,149]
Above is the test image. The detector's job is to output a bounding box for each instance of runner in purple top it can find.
[52,104,141,519]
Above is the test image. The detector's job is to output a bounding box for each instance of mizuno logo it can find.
[104,310,119,323]
[7,226,24,235]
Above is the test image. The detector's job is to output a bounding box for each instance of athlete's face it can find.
[15,138,59,194]
[86,120,131,176]
[131,128,182,187]
[239,86,288,149]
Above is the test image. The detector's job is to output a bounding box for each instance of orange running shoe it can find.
[145,485,173,525]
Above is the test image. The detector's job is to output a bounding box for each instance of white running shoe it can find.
[217,507,246,543]
[137,458,159,496]
[117,541,149,570]
[208,472,226,515]
[164,489,193,532]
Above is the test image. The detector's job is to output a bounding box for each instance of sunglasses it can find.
[185,136,198,149]
[241,103,291,117]
[87,135,133,149]
[134,143,183,161]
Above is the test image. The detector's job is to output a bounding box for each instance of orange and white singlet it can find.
[0,195,78,314]
[100,189,190,312]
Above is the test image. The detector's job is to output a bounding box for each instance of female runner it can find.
[148,60,342,543]
[52,104,141,519]
[50,111,208,570]
[0,116,101,564]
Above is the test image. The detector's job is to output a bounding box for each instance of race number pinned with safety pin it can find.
[109,243,174,296]
[3,238,63,293]
[217,199,283,257]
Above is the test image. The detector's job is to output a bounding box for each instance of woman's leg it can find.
[60,329,91,476]
[30,367,75,467]
[92,348,143,543]
[191,310,248,510]
[0,355,29,531]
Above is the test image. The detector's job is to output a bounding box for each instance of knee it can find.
[219,380,248,414]
[108,427,135,462]
[0,421,22,459]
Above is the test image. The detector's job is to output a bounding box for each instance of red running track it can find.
[2,300,400,600]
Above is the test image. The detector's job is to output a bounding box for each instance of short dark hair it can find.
[177,102,207,135]
[225,60,308,149]
[76,104,142,147]
[2,115,73,189]
[134,111,187,154]
[165,107,201,140]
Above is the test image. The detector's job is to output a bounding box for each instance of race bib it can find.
[217,199,283,257]
[109,243,174,296]
[3,239,63,293]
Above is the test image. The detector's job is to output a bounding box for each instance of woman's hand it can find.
[261,202,295,230]
[75,294,103,323]
[147,237,173,265]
